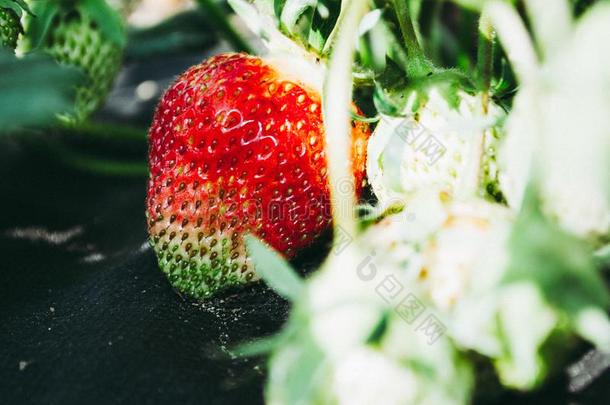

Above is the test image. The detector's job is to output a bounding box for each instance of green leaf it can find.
[374,66,473,116]
[273,0,340,53]
[594,243,610,268]
[26,1,60,50]
[504,186,610,314]
[233,333,286,357]
[245,235,304,300]
[448,0,515,11]
[574,0,601,17]
[280,0,317,33]
[365,311,389,345]
[494,283,558,389]
[373,76,408,117]
[0,49,84,132]
[267,336,329,404]
[81,0,126,46]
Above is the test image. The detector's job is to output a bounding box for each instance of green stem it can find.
[323,0,369,239]
[349,110,380,123]
[42,137,148,176]
[196,0,252,53]
[390,0,423,59]
[458,13,496,201]
[56,147,148,176]
[477,12,494,113]
[61,120,147,142]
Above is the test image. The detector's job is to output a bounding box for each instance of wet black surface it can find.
[0,141,290,405]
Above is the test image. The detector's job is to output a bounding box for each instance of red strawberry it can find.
[147,53,369,299]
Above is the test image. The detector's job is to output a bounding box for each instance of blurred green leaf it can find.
[494,185,610,378]
[0,49,84,132]
[504,186,610,313]
[594,243,610,268]
[450,0,488,10]
[25,1,60,50]
[81,0,126,46]
[448,0,516,11]
[234,334,284,357]
[245,235,304,300]
[279,0,316,32]
[272,0,340,53]
[126,10,219,60]
[494,283,559,388]
[573,0,601,16]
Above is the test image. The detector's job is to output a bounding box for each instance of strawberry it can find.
[47,12,123,122]
[23,0,124,123]
[146,53,370,299]
[367,88,505,208]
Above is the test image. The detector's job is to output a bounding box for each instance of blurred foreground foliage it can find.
[0,48,84,131]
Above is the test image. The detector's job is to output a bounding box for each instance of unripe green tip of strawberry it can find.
[146,53,370,299]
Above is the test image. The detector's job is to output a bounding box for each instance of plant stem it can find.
[196,0,252,53]
[51,142,149,176]
[62,120,147,142]
[477,13,494,114]
[323,0,369,240]
[459,13,496,201]
[484,1,539,86]
[390,0,423,59]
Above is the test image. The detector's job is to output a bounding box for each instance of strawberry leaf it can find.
[503,186,610,313]
[449,0,516,11]
[279,0,316,32]
[233,334,284,357]
[25,1,60,50]
[274,0,339,53]
[594,243,610,268]
[0,49,84,132]
[81,0,126,46]
[245,235,303,301]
